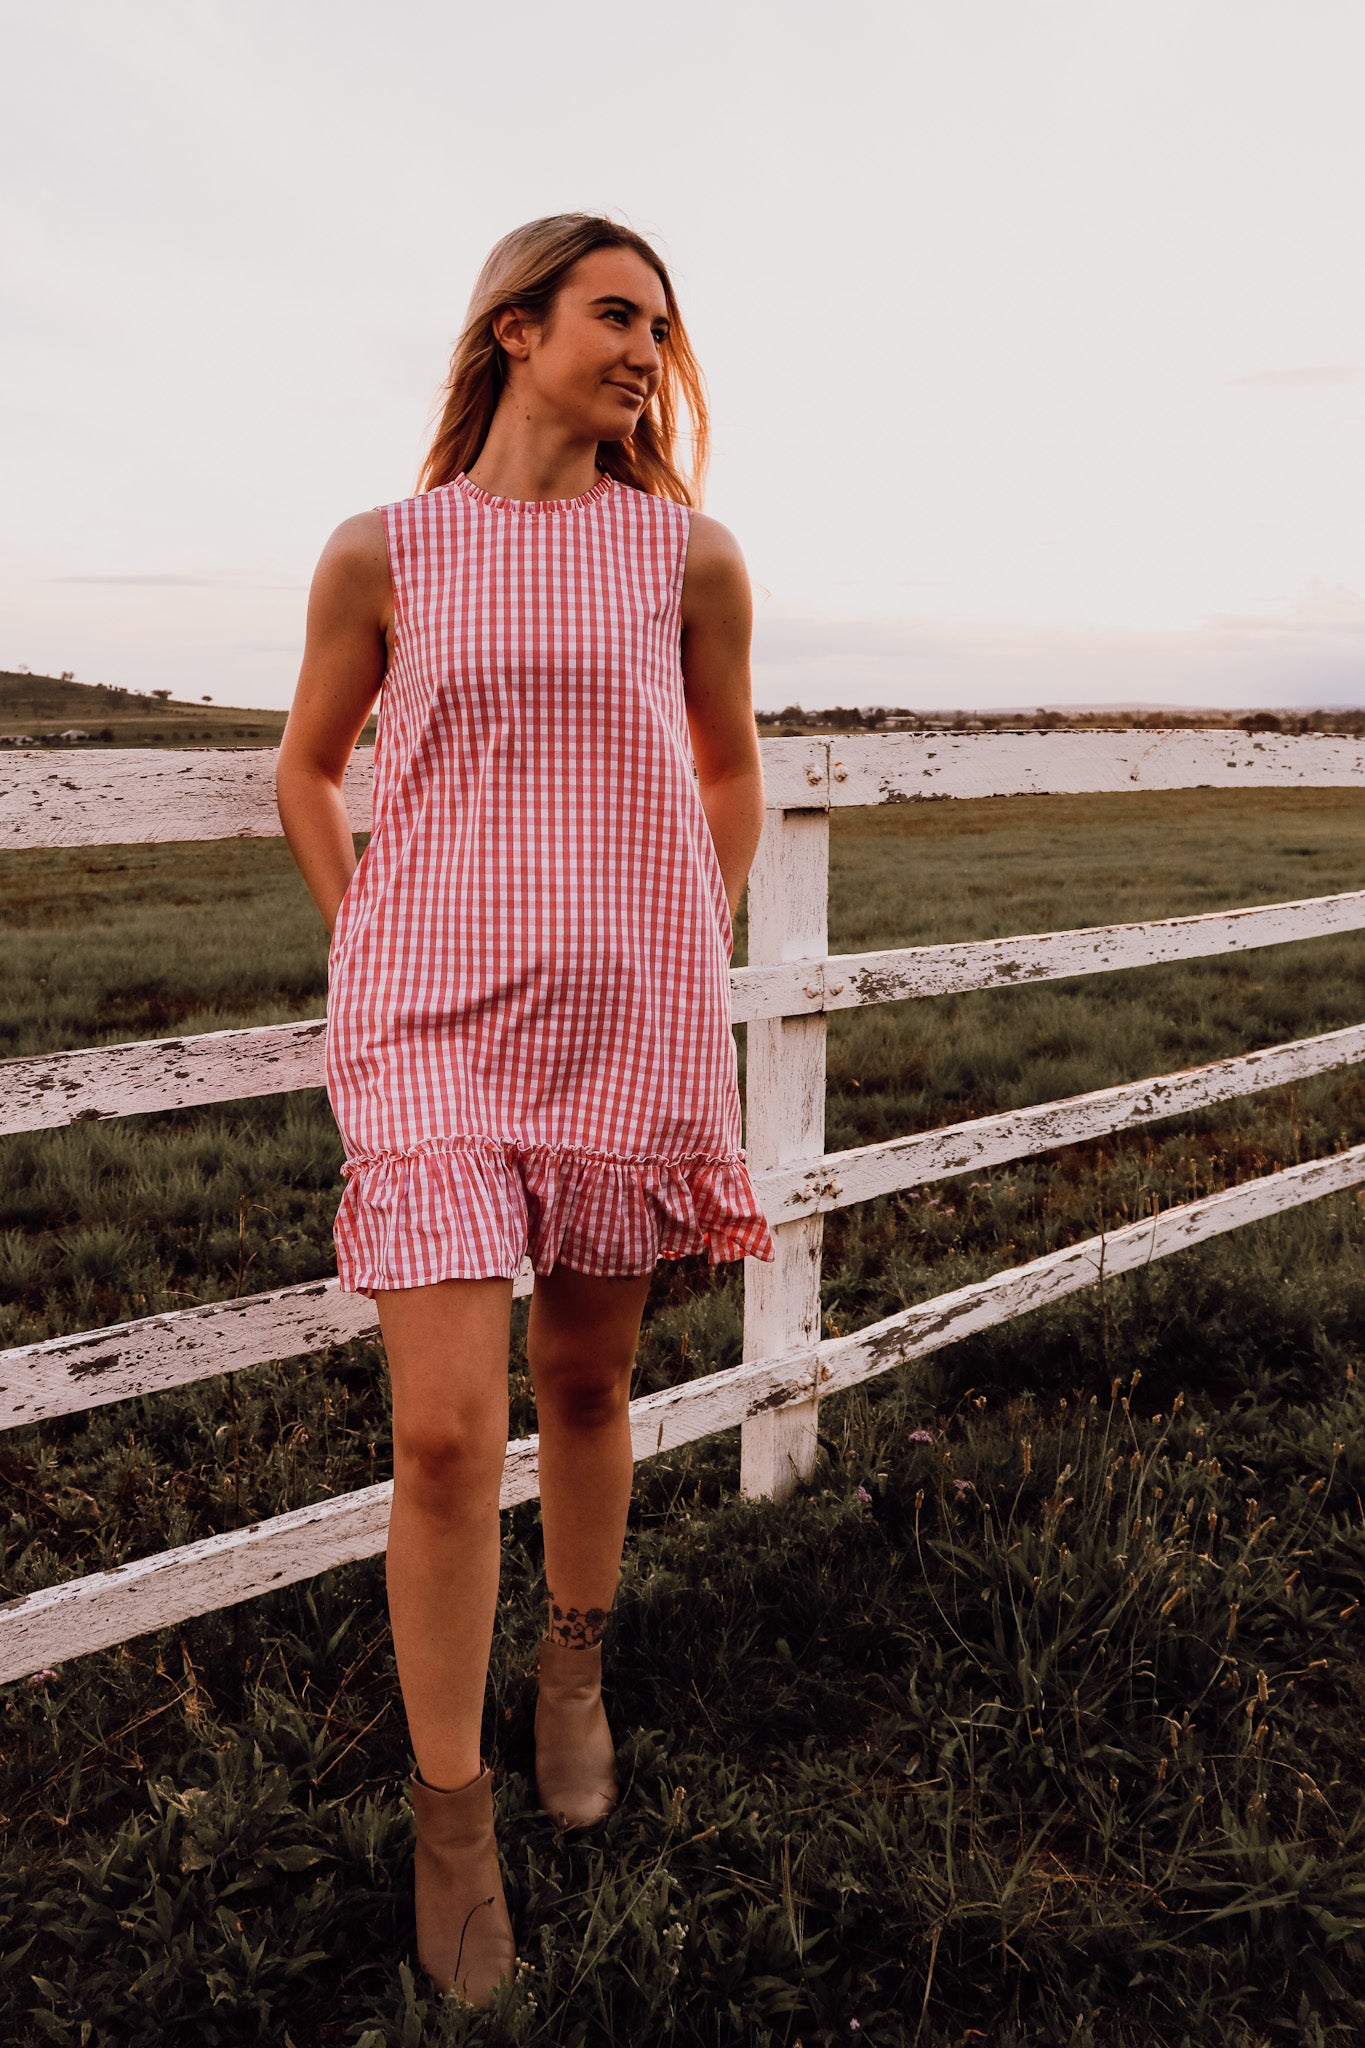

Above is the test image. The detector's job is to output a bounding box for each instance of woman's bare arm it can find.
[276,511,392,934]
[679,512,766,918]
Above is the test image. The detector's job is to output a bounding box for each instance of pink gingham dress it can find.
[324,469,777,1296]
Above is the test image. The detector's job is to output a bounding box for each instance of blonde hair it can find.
[416,214,709,507]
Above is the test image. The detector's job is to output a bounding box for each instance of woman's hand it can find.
[680,513,765,918]
[276,512,393,932]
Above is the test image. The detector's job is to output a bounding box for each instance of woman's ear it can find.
[490,305,537,362]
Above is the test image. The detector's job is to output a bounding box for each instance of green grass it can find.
[2,787,1364,2043]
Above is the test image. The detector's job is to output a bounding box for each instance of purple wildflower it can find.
[908,1428,933,1444]
[952,1478,973,1497]
[856,1485,873,1504]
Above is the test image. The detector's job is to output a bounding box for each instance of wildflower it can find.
[25,1669,59,1687]
[908,1429,934,1444]
[856,1485,873,1504]
[953,1478,973,1497]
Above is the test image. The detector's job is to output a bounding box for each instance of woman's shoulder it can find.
[680,509,743,566]
[309,510,392,614]
[316,490,446,576]
[680,509,748,608]
[321,507,388,557]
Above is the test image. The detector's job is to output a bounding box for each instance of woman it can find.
[276,213,775,2006]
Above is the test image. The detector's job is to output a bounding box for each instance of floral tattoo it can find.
[547,1592,609,1650]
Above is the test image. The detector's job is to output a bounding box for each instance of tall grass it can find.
[2,787,1364,2043]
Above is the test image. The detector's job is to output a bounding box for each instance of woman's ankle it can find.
[414,1757,485,1795]
[545,1590,611,1650]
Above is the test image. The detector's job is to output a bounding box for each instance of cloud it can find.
[47,574,306,589]
[753,591,1365,713]
[49,574,236,587]
[1227,366,1360,389]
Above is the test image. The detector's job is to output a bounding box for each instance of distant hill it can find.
[0,670,376,748]
[6,668,1361,750]
[756,701,1365,737]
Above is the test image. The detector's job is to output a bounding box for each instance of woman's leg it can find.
[526,1264,654,1639]
[379,1277,514,1792]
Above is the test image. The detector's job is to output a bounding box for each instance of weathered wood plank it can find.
[740,806,828,1502]
[761,1021,1365,1220]
[0,749,374,850]
[5,1140,1361,1683]
[0,1269,531,1429]
[0,1436,540,1686]
[692,887,1365,1032]
[826,729,1365,805]
[0,1480,400,1685]
[810,1141,1365,1401]
[0,745,821,852]
[750,738,830,810]
[0,1020,328,1133]
[818,889,1365,1010]
[5,893,1363,1135]
[2,731,1361,852]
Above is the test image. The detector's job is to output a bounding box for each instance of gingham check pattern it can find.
[324,470,777,1294]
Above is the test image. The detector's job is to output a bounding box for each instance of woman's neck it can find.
[465,410,601,504]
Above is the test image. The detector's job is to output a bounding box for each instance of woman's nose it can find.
[625,328,660,375]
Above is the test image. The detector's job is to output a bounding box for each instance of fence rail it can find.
[4,728,1364,848]
[6,1017,1365,1433]
[5,894,1365,1135]
[1,731,1362,1683]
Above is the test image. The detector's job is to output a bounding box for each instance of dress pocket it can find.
[328,850,369,971]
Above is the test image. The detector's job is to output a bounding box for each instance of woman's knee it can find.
[392,1415,507,1511]
[535,1360,631,1432]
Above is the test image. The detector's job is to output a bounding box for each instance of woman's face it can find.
[507,245,669,443]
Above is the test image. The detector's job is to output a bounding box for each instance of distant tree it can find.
[1240,712,1283,733]
[151,689,172,701]
[60,670,74,682]
[202,695,213,703]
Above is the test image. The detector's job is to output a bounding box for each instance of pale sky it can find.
[3,0,1363,712]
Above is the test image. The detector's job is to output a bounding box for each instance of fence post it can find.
[739,769,830,1502]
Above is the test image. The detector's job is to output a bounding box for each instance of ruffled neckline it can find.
[450,471,614,515]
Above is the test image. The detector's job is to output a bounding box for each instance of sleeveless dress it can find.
[324,469,777,1295]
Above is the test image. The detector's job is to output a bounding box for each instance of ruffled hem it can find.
[332,1133,777,1296]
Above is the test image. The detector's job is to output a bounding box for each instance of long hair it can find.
[416,215,708,506]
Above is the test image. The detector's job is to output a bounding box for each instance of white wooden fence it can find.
[1,730,1363,1685]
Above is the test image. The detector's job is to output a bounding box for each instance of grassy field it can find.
[2,787,1364,2044]
[0,670,378,749]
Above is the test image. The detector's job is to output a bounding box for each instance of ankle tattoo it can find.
[546,1592,609,1650]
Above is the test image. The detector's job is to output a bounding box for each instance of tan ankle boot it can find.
[534,1638,619,1829]
[409,1764,516,2004]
